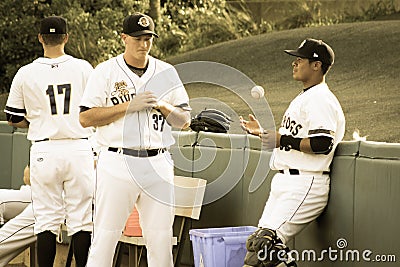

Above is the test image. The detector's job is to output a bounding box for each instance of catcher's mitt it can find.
[190,109,233,133]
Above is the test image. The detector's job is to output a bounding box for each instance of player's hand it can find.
[128,91,158,112]
[23,165,30,185]
[153,99,167,110]
[260,130,281,149]
[239,114,262,136]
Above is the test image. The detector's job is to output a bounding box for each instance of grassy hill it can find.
[167,20,400,143]
[1,20,399,142]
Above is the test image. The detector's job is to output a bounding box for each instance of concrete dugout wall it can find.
[0,122,30,189]
[171,132,400,266]
[1,122,399,266]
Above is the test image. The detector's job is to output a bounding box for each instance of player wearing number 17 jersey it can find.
[4,16,94,267]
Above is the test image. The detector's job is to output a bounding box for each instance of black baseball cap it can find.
[40,16,67,34]
[122,13,158,38]
[284,38,334,65]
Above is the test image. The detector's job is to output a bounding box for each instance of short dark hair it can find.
[309,59,331,75]
[40,34,67,46]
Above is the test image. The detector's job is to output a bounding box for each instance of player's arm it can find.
[259,131,333,154]
[5,113,29,128]
[23,165,30,185]
[155,100,191,129]
[8,119,30,128]
[277,134,334,155]
[240,114,333,154]
[5,76,29,128]
[79,104,129,128]
[79,91,158,127]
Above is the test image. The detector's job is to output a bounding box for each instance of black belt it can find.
[34,138,88,142]
[108,147,166,157]
[279,169,330,175]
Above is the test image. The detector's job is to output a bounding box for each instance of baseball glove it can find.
[190,109,233,133]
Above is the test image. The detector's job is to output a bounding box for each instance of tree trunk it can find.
[149,0,161,25]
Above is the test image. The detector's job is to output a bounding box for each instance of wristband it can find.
[280,135,302,151]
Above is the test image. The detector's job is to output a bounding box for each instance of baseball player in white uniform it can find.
[4,16,94,267]
[240,38,345,267]
[0,166,36,267]
[79,13,191,267]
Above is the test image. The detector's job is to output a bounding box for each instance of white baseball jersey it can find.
[4,55,93,141]
[270,83,345,171]
[80,54,190,149]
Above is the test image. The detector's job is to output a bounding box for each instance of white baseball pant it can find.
[258,172,330,244]
[86,149,175,267]
[0,186,31,224]
[0,198,36,267]
[30,139,94,236]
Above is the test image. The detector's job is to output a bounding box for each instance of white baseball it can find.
[251,85,265,99]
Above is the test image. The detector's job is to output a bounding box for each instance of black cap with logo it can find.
[123,13,158,38]
[40,16,67,34]
[284,38,335,65]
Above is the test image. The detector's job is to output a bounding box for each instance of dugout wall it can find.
[1,122,399,266]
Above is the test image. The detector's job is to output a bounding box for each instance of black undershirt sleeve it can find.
[310,136,334,155]
[79,106,91,113]
[280,135,334,155]
[6,113,24,123]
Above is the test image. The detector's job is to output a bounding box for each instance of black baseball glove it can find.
[190,109,233,133]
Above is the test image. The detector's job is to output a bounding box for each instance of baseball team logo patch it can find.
[111,80,135,105]
[138,16,150,27]
[114,80,128,91]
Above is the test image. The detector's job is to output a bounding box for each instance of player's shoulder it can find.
[151,56,175,70]
[15,61,36,77]
[93,55,120,71]
[306,83,335,98]
[72,57,92,66]
[305,83,343,109]
[67,56,93,69]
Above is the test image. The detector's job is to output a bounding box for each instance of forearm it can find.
[157,102,191,129]
[79,103,128,128]
[8,119,29,128]
[279,134,333,154]
[299,138,313,153]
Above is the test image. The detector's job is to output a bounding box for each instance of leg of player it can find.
[86,151,140,267]
[62,145,94,267]
[71,231,92,267]
[136,182,174,266]
[0,203,36,266]
[132,151,175,266]
[36,230,57,266]
[0,186,32,224]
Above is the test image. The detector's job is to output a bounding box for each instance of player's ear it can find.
[121,33,128,44]
[64,33,69,44]
[312,61,322,71]
[38,33,44,44]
